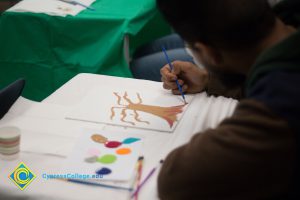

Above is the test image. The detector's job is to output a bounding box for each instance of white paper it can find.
[21,129,75,156]
[62,129,143,181]
[66,87,194,133]
[7,0,96,17]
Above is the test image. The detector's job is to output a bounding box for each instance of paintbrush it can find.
[133,156,144,200]
[162,46,187,104]
[131,160,164,198]
[59,178,133,191]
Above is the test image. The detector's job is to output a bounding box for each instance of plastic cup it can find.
[0,126,21,160]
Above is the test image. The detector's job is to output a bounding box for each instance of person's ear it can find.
[194,42,223,66]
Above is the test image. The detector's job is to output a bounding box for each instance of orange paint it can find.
[116,148,131,155]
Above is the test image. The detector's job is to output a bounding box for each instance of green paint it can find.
[97,154,117,164]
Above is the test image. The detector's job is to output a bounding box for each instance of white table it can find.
[0,73,238,200]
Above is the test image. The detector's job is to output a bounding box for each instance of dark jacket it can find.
[157,1,300,199]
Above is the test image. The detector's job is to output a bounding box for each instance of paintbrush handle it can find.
[131,167,156,198]
[67,179,133,191]
[162,47,187,103]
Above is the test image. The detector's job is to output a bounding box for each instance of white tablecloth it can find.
[0,73,238,200]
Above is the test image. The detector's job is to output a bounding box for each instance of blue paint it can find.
[96,167,112,175]
[122,138,141,144]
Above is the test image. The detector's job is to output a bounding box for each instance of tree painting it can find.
[110,92,186,128]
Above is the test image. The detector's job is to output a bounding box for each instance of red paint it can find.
[105,141,122,148]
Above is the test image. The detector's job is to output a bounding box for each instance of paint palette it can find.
[62,129,143,181]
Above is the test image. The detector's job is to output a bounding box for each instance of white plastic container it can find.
[0,126,21,160]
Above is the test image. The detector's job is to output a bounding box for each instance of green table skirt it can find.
[0,0,171,101]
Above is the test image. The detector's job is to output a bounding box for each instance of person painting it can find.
[157,0,300,199]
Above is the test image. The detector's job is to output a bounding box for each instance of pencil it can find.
[131,160,164,198]
[162,46,187,104]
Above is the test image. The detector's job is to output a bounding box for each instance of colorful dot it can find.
[96,167,112,175]
[116,148,131,155]
[105,141,122,148]
[91,134,108,144]
[122,138,141,144]
[87,148,100,156]
[84,156,98,163]
[97,154,117,164]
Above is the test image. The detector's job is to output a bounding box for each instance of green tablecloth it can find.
[0,0,171,101]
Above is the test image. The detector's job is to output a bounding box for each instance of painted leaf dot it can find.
[84,156,98,163]
[87,148,100,156]
[116,148,131,155]
[105,141,122,148]
[91,134,108,144]
[122,138,141,144]
[96,167,112,175]
[97,154,117,164]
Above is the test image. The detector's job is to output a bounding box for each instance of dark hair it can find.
[157,0,276,50]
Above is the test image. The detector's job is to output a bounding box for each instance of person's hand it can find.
[161,61,208,95]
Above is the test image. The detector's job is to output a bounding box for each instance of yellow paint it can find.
[91,134,107,144]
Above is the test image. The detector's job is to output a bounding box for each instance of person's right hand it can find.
[160,61,209,95]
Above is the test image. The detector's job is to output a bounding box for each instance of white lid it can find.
[0,126,21,141]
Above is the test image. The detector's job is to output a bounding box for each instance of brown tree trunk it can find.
[127,103,185,128]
